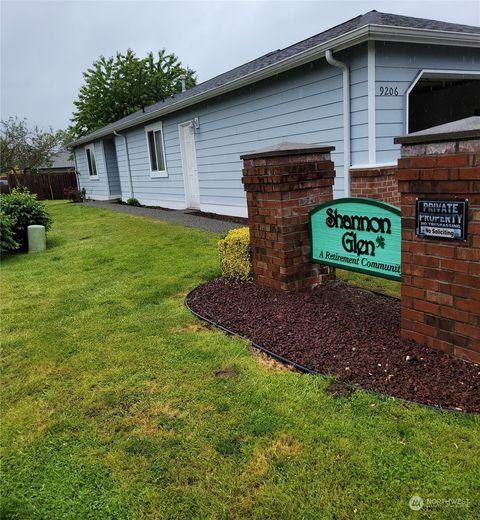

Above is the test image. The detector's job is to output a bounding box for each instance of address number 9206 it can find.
[379,86,399,96]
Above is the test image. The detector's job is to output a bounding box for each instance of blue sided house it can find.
[70,10,480,217]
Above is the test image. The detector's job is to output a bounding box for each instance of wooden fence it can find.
[6,171,78,200]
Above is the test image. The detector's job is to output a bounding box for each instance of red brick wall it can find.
[398,139,480,363]
[350,166,400,206]
[241,148,336,291]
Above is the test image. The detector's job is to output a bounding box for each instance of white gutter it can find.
[114,131,134,198]
[367,24,480,47]
[325,49,351,197]
[70,25,480,148]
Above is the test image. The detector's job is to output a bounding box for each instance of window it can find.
[407,72,480,133]
[85,144,98,177]
[145,122,167,176]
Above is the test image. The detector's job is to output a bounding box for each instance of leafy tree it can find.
[71,49,196,139]
[0,117,66,174]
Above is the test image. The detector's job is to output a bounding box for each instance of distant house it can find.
[38,150,75,174]
[69,11,480,216]
[4,150,78,199]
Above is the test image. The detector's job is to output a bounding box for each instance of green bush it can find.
[64,186,85,203]
[0,211,20,254]
[0,189,52,250]
[218,227,252,281]
[127,197,141,206]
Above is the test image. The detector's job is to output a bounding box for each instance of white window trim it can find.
[145,121,168,178]
[405,69,480,134]
[84,143,99,180]
[350,162,397,170]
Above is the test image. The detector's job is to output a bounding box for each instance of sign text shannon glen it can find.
[309,198,401,281]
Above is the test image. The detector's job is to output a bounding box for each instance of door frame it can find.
[178,121,201,209]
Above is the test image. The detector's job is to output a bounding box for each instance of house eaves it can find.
[69,24,480,148]
[367,24,480,47]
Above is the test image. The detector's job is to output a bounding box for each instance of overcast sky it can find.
[1,0,479,131]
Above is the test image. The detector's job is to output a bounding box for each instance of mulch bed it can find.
[114,201,174,211]
[187,279,480,413]
[186,210,248,225]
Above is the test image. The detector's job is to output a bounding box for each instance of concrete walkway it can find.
[83,201,244,234]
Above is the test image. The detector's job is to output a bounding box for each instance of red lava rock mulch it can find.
[187,278,480,413]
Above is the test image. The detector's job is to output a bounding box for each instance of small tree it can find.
[0,117,66,174]
[70,49,196,139]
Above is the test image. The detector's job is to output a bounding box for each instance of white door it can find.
[179,122,201,209]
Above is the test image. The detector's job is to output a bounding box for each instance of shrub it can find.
[218,227,252,281]
[127,197,141,206]
[0,211,19,254]
[63,186,84,203]
[0,189,52,250]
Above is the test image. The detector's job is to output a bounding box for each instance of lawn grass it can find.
[1,201,479,519]
[337,269,401,298]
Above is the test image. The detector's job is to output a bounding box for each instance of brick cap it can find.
[240,142,335,160]
[349,165,397,178]
[394,116,480,145]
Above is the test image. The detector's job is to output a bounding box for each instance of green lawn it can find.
[1,201,478,520]
[337,269,401,299]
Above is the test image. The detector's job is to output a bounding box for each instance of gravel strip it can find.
[83,201,243,234]
[188,278,480,413]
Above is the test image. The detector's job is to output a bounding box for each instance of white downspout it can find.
[71,148,81,192]
[113,131,134,199]
[325,49,351,197]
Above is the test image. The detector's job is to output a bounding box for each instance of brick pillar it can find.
[395,121,480,363]
[241,143,336,292]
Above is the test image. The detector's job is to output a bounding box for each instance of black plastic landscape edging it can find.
[185,284,475,415]
[185,289,319,376]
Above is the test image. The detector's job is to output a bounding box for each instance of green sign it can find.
[309,198,401,281]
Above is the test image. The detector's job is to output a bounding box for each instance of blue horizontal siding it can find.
[115,126,185,205]
[114,44,369,208]
[75,142,110,199]
[77,44,368,210]
[73,39,479,213]
[375,42,480,162]
[342,44,369,169]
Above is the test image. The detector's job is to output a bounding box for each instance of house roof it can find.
[39,150,74,169]
[70,10,480,148]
